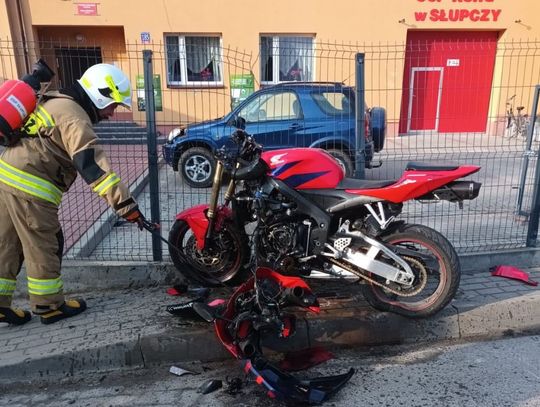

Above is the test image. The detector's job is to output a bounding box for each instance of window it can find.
[311,91,354,116]
[165,35,223,86]
[260,36,314,85]
[238,91,301,123]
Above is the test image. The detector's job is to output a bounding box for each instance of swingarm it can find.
[321,220,416,286]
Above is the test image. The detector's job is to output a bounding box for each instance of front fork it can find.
[205,161,238,247]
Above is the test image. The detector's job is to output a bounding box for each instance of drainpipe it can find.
[15,0,30,73]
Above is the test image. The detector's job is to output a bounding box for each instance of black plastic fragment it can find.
[197,379,223,394]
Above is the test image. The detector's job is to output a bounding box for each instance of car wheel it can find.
[327,149,353,177]
[180,147,215,188]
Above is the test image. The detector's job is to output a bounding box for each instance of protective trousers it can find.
[0,190,64,313]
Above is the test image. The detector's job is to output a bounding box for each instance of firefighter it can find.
[0,63,146,325]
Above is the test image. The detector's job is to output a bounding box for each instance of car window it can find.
[311,91,354,116]
[238,91,301,123]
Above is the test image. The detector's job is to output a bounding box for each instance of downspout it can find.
[15,0,30,73]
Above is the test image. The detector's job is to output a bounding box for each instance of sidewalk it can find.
[1,267,539,383]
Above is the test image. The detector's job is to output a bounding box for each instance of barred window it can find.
[165,35,223,86]
[260,36,314,85]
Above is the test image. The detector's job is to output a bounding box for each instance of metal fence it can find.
[1,38,540,261]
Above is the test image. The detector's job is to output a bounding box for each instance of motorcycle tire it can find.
[360,223,460,318]
[168,219,248,287]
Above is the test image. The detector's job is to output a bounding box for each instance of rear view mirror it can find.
[228,116,246,130]
[192,302,216,322]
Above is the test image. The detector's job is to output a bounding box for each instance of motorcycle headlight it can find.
[167,128,184,142]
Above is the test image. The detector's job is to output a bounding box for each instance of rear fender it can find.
[176,204,233,250]
[378,220,406,238]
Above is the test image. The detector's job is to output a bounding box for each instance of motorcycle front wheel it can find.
[168,219,248,287]
[360,224,460,318]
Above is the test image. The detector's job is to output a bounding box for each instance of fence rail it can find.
[1,38,539,261]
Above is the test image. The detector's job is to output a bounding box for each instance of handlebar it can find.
[214,129,264,178]
[231,129,262,157]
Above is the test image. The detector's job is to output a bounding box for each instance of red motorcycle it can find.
[168,125,481,318]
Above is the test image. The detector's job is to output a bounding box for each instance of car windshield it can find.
[311,90,355,116]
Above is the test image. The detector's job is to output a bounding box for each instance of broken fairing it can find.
[213,267,354,404]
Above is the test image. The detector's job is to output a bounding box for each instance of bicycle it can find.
[505,94,529,139]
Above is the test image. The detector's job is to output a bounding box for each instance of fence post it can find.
[516,85,540,217]
[354,53,366,179]
[143,49,162,261]
[526,85,540,247]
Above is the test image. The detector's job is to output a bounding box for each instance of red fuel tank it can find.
[261,148,344,190]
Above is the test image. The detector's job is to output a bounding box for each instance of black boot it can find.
[0,307,32,325]
[39,299,87,325]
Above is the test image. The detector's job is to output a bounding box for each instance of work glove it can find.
[124,207,145,231]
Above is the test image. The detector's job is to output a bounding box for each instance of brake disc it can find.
[186,235,222,267]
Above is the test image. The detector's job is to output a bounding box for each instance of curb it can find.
[13,261,179,297]
[12,248,540,296]
[3,289,540,383]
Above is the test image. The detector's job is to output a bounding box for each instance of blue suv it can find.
[162,82,386,188]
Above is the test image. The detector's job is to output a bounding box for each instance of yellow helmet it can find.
[78,63,132,110]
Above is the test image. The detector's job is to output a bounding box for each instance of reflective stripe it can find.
[0,278,16,296]
[21,105,55,136]
[27,276,63,296]
[35,105,55,127]
[0,159,62,205]
[93,173,121,196]
[81,77,92,89]
[104,75,130,103]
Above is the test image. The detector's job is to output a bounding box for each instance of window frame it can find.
[165,34,224,87]
[260,35,316,86]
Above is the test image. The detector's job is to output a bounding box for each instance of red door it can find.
[399,31,499,134]
[409,68,443,132]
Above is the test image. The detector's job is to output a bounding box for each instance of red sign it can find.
[76,3,98,16]
[415,9,502,22]
[414,0,502,23]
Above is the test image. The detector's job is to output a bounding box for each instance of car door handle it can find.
[290,123,302,129]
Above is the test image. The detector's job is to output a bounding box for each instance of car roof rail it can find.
[270,81,346,88]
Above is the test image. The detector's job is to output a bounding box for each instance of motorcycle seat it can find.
[336,178,395,190]
[406,162,459,171]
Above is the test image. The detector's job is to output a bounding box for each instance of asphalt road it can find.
[2,334,539,407]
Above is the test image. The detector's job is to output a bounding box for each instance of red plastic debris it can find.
[166,284,189,296]
[490,265,538,286]
[207,299,226,307]
[166,287,181,296]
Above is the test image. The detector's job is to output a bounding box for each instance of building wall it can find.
[23,0,540,43]
[2,0,539,132]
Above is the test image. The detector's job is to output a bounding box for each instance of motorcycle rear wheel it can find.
[168,219,248,287]
[360,224,460,318]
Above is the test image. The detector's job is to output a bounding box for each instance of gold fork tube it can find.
[223,163,240,206]
[207,160,224,221]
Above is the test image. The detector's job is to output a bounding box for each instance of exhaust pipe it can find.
[417,181,482,202]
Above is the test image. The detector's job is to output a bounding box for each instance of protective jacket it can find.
[0,83,138,312]
[0,86,138,217]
